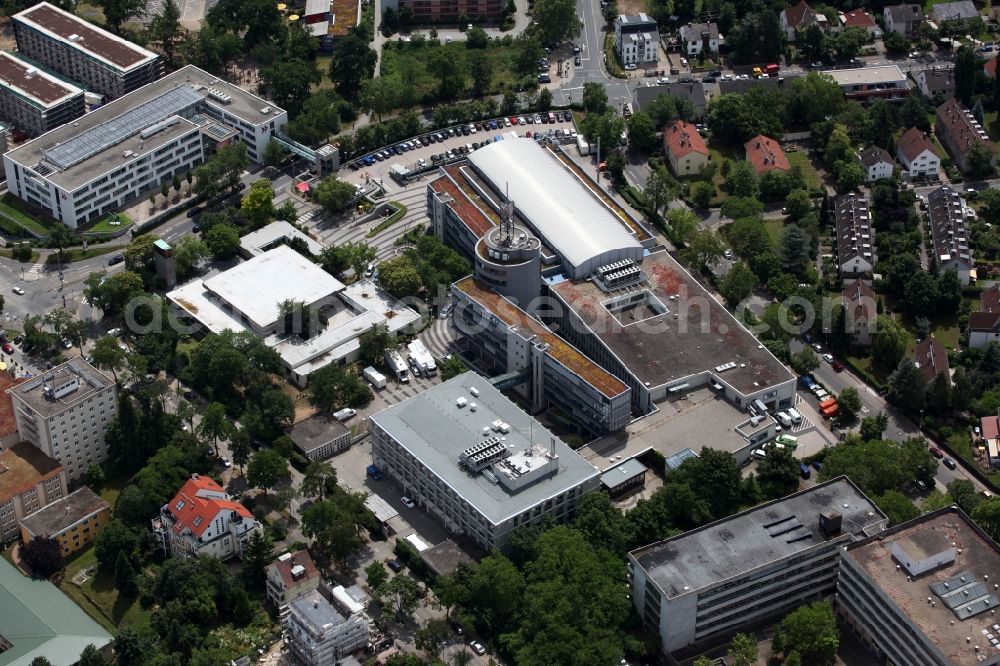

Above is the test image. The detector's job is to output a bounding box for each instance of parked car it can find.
[186,206,203,218]
[1,343,13,355]
[812,343,822,352]
[929,447,944,459]
[822,353,834,364]
[11,287,24,295]
[334,408,357,421]
[914,478,928,492]
[401,496,416,508]
[943,458,957,470]
[387,559,404,573]
[831,361,845,372]
[108,254,125,266]
[469,641,486,655]
[625,63,637,71]
[13,336,23,346]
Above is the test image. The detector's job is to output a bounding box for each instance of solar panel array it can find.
[42,85,203,170]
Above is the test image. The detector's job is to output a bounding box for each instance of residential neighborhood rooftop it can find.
[664,119,708,159]
[897,127,939,162]
[834,192,875,270]
[927,185,973,269]
[914,336,950,384]
[744,134,789,174]
[288,414,351,456]
[858,145,893,169]
[929,0,979,21]
[0,443,62,503]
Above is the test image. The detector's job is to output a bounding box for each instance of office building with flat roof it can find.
[4,65,287,228]
[452,276,631,436]
[8,357,117,484]
[629,477,886,654]
[829,65,909,102]
[838,507,1000,666]
[369,372,601,552]
[168,245,420,387]
[547,249,797,415]
[19,487,109,558]
[12,2,160,100]
[0,442,66,543]
[289,414,352,461]
[0,52,84,137]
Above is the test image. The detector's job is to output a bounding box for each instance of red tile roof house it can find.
[896,126,941,178]
[841,8,882,37]
[153,474,262,560]
[780,0,828,41]
[981,409,1000,467]
[265,549,320,607]
[913,336,950,385]
[744,134,790,176]
[663,119,709,176]
[841,280,877,346]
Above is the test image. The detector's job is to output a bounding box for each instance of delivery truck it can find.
[363,366,387,389]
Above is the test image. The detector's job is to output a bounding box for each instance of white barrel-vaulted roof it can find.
[468,138,643,278]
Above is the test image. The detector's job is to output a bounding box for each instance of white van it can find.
[751,449,767,460]
[776,411,792,428]
[787,407,803,424]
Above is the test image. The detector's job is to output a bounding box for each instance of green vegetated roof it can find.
[0,558,111,666]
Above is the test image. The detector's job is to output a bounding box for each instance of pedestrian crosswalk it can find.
[29,263,43,274]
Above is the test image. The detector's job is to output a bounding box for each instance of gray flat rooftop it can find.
[10,357,112,418]
[549,249,795,395]
[240,221,325,257]
[7,65,285,191]
[599,457,647,487]
[0,51,82,107]
[846,508,1000,666]
[15,2,158,71]
[829,65,907,86]
[369,371,600,525]
[202,245,344,331]
[289,590,347,631]
[19,487,108,538]
[632,477,884,599]
[289,414,350,455]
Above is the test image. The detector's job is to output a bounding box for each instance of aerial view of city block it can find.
[3,0,1000,664]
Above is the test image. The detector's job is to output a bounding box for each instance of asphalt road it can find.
[789,339,981,491]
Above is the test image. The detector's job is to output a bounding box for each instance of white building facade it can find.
[614,14,660,66]
[9,358,117,484]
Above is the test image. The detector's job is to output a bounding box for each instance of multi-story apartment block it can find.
[936,97,997,175]
[614,14,660,67]
[153,474,263,561]
[835,193,876,280]
[897,126,941,178]
[629,477,886,654]
[858,145,894,182]
[19,487,109,558]
[678,22,719,56]
[837,507,1000,666]
[8,357,117,484]
[4,65,287,229]
[265,550,321,607]
[0,52,84,137]
[12,2,161,100]
[451,276,632,436]
[914,68,954,100]
[829,65,909,103]
[928,185,974,285]
[283,590,369,666]
[369,372,601,553]
[841,280,876,346]
[0,442,66,542]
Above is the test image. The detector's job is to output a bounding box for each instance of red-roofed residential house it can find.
[841,280,877,345]
[664,120,708,176]
[913,336,949,385]
[781,0,828,41]
[842,9,882,36]
[981,409,1000,467]
[153,473,262,561]
[265,550,320,606]
[744,135,789,175]
[986,58,997,79]
[896,127,941,178]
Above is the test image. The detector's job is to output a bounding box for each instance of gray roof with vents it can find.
[630,477,885,599]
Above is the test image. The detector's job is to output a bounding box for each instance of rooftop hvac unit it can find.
[43,378,80,400]
[456,397,468,408]
[260,106,271,114]
[206,87,232,104]
[278,553,292,562]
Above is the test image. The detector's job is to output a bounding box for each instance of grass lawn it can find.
[380,42,527,102]
[787,151,822,190]
[366,201,408,237]
[0,248,40,263]
[0,194,56,237]
[60,547,152,633]
[46,245,125,265]
[86,213,133,234]
[763,218,784,249]
[315,55,334,89]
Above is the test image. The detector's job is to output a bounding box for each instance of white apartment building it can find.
[629,478,886,654]
[838,507,1000,666]
[614,14,660,66]
[369,372,601,553]
[4,65,287,229]
[678,22,719,56]
[12,2,161,100]
[153,474,263,561]
[0,52,85,137]
[897,127,941,178]
[284,590,369,666]
[858,145,894,182]
[8,357,117,484]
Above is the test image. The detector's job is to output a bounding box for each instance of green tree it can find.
[263,139,289,167]
[876,490,920,527]
[197,402,231,453]
[247,449,289,495]
[83,464,106,490]
[779,224,810,276]
[627,111,658,153]
[22,536,63,578]
[470,55,494,97]
[114,550,139,595]
[772,601,839,665]
[719,262,757,308]
[887,356,926,412]
[729,633,759,666]
[681,228,725,268]
[859,412,888,441]
[948,479,983,515]
[260,59,321,115]
[726,160,759,198]
[819,436,935,496]
[789,72,845,124]
[302,498,367,564]
[973,498,1000,542]
[532,0,581,45]
[301,461,337,500]
[537,87,553,111]
[230,428,251,476]
[193,143,249,199]
[91,336,127,383]
[314,176,357,213]
[582,82,608,114]
[100,0,147,33]
[954,46,976,106]
[46,224,73,267]
[83,270,145,318]
[77,644,106,666]
[319,241,377,277]
[837,386,862,421]
[359,324,391,367]
[439,355,467,380]
[378,573,423,619]
[329,34,377,99]
[204,223,241,260]
[785,189,813,221]
[365,560,389,590]
[966,141,996,179]
[756,445,800,499]
[667,208,699,245]
[835,160,865,192]
[240,530,273,589]
[359,76,403,123]
[240,179,276,229]
[645,168,674,219]
[428,49,465,100]
[378,256,422,298]
[872,316,908,371]
[173,235,211,279]
[30,658,54,666]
